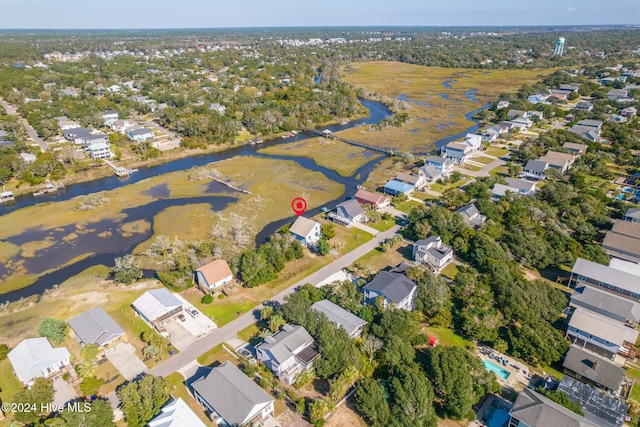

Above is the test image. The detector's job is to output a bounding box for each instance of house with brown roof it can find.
[195,260,234,293]
[354,188,390,210]
[602,220,640,264]
[562,142,588,156]
[538,151,575,173]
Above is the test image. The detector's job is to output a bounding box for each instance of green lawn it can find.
[197,343,238,367]
[0,358,24,414]
[429,179,467,194]
[165,373,212,425]
[339,228,374,253]
[395,200,423,214]
[238,323,262,344]
[625,366,640,403]
[440,263,459,280]
[473,156,497,165]
[484,146,509,158]
[368,217,397,232]
[424,327,474,349]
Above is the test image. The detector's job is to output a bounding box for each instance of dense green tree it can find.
[388,367,437,427]
[58,398,115,427]
[427,346,476,419]
[354,378,391,427]
[79,376,106,396]
[12,377,54,424]
[117,375,170,427]
[37,317,67,344]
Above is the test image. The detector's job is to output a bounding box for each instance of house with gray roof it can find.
[562,142,588,156]
[568,125,601,142]
[570,285,640,327]
[562,345,626,392]
[418,164,443,182]
[63,127,108,148]
[255,324,319,385]
[67,306,126,352]
[8,337,71,386]
[522,159,549,180]
[363,271,417,311]
[566,308,638,360]
[569,258,640,302]
[456,203,486,229]
[625,208,640,223]
[505,177,537,195]
[395,172,426,190]
[148,397,207,427]
[602,220,640,264]
[424,156,454,175]
[131,288,183,331]
[509,387,598,427]
[328,199,366,227]
[441,142,471,164]
[289,216,321,248]
[413,236,453,273]
[557,376,628,427]
[577,119,603,130]
[126,126,154,142]
[311,300,367,338]
[191,361,274,426]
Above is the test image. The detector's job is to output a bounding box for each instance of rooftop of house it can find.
[571,285,640,324]
[256,324,317,365]
[395,173,421,185]
[505,177,536,192]
[67,306,125,347]
[539,151,574,164]
[611,219,640,239]
[354,188,389,205]
[311,300,367,337]
[625,208,640,220]
[456,203,480,218]
[289,216,320,238]
[603,224,640,259]
[509,387,598,427]
[572,258,640,294]
[147,397,207,427]
[444,142,469,152]
[491,183,521,198]
[524,159,549,173]
[7,337,70,385]
[420,164,441,179]
[363,271,417,304]
[576,119,603,128]
[335,199,365,220]
[191,361,273,426]
[131,288,182,322]
[195,259,233,284]
[425,155,450,165]
[384,180,414,193]
[415,236,453,261]
[557,376,628,427]
[568,308,639,347]
[562,345,626,391]
[562,142,588,152]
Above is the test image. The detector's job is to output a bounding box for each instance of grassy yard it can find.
[626,366,640,403]
[196,343,238,367]
[424,326,474,349]
[484,146,510,158]
[165,372,212,425]
[490,165,509,177]
[237,323,262,344]
[395,200,423,214]
[0,358,24,414]
[258,137,382,177]
[428,178,467,194]
[440,263,459,280]
[351,245,412,274]
[367,216,397,232]
[473,156,497,165]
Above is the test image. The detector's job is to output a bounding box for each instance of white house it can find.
[87,142,112,159]
[20,152,37,164]
[363,271,417,311]
[194,259,234,293]
[424,156,454,175]
[8,337,71,386]
[102,110,119,125]
[441,142,471,164]
[127,126,154,142]
[456,204,486,228]
[255,324,319,385]
[522,159,549,181]
[148,398,207,427]
[328,199,367,227]
[131,288,183,330]
[412,236,454,272]
[289,216,322,248]
[464,133,483,150]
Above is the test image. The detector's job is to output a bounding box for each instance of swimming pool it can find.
[486,408,509,427]
[483,359,511,380]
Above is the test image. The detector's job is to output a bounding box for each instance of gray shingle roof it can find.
[572,258,640,294]
[570,285,640,323]
[524,159,548,174]
[509,387,598,427]
[625,208,640,221]
[256,324,315,365]
[67,306,125,347]
[505,178,536,192]
[562,345,626,391]
[363,271,417,304]
[568,308,638,347]
[335,199,365,220]
[289,216,319,239]
[311,300,367,337]
[191,362,273,426]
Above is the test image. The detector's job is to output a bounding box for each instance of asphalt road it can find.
[0,99,49,152]
[149,221,404,378]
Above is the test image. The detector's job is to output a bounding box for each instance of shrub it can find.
[201,294,213,304]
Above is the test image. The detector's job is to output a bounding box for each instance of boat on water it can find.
[281,132,293,139]
[291,130,298,135]
[0,190,15,203]
[340,120,348,125]
[249,137,264,145]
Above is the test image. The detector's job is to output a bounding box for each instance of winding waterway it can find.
[0,98,487,301]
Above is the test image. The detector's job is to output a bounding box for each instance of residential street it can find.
[0,98,49,152]
[149,221,404,378]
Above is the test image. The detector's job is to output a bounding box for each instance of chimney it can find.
[592,359,598,370]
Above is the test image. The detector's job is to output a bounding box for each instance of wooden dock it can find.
[104,159,138,177]
[210,176,251,194]
[301,128,399,156]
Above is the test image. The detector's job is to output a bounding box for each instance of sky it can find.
[0,0,638,29]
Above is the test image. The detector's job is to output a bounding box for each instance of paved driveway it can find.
[106,343,147,380]
[52,376,77,406]
[162,317,196,350]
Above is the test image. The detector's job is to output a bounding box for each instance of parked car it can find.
[186,307,199,317]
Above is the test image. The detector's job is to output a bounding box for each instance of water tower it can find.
[554,37,565,56]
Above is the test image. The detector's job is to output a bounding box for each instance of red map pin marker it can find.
[292,197,307,216]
